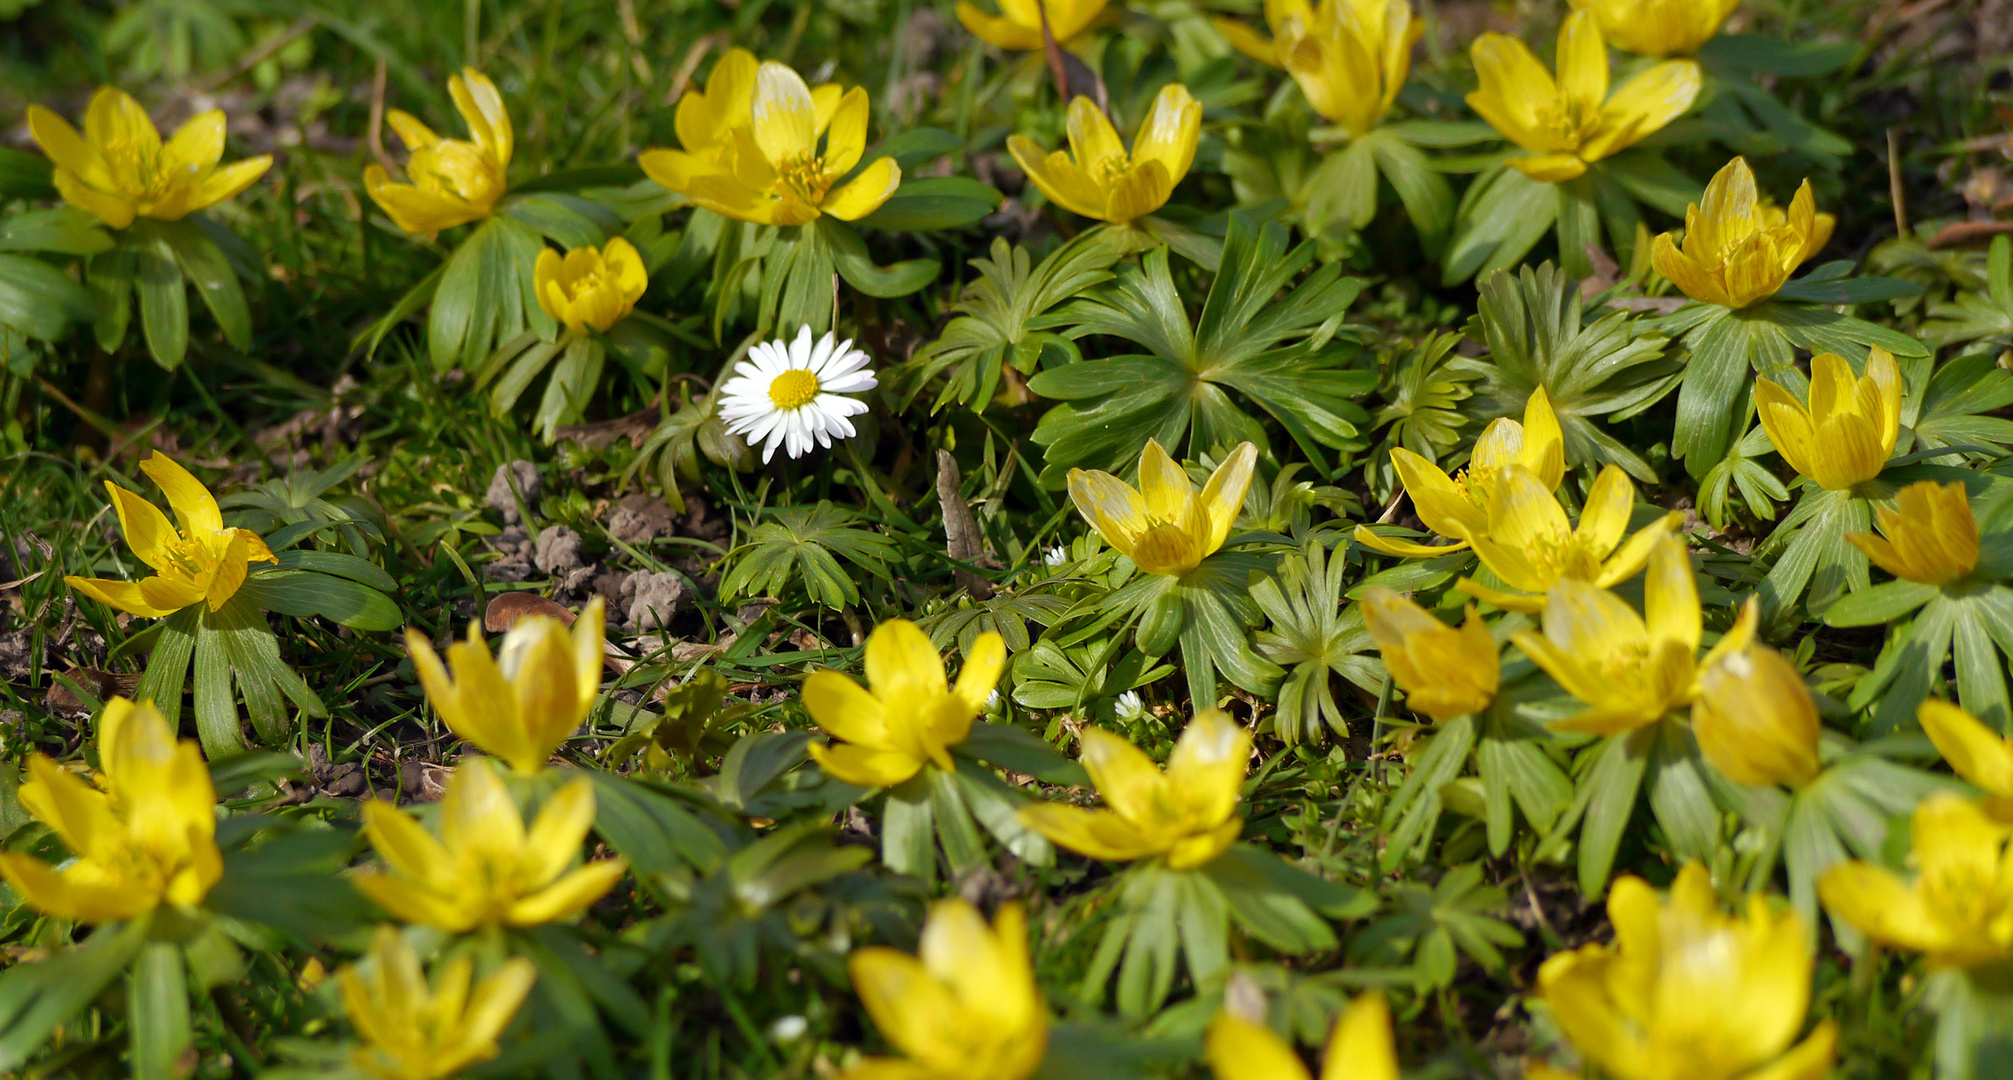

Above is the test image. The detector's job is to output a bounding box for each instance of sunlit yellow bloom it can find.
[843,898,1046,1080]
[1019,708,1249,869]
[340,925,536,1080]
[957,0,1107,51]
[1069,440,1258,577]
[406,600,605,776]
[1692,637,1820,787]
[1456,465,1682,613]
[1361,587,1499,722]
[533,239,647,335]
[685,62,901,226]
[1651,158,1834,310]
[1754,348,1900,491]
[1847,480,1979,587]
[1467,12,1701,182]
[638,48,760,195]
[65,451,277,618]
[0,698,220,923]
[1355,387,1564,558]
[26,86,271,230]
[1539,862,1836,1080]
[364,69,512,236]
[1204,992,1396,1080]
[1819,792,2013,968]
[353,757,627,932]
[1567,0,1740,57]
[1513,537,1754,735]
[1215,0,1421,138]
[804,619,1006,789]
[1918,699,2013,821]
[1008,85,1203,225]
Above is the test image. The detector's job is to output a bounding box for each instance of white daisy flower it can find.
[1043,545,1068,567]
[718,326,877,463]
[1114,690,1145,721]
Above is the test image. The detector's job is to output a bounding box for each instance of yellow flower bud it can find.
[1693,641,1821,787]
[1848,480,1979,587]
[1652,157,1835,310]
[1360,587,1498,723]
[533,238,647,335]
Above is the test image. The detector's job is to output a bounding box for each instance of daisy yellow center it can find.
[769,369,821,409]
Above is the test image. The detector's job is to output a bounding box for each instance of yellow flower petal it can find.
[752,61,818,166]
[1320,992,1398,1080]
[1205,1015,1311,1080]
[809,741,926,788]
[1920,699,2013,799]
[822,157,902,221]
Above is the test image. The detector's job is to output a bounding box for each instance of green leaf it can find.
[504,194,608,250]
[271,549,400,593]
[87,242,137,354]
[883,775,936,879]
[1032,214,1368,475]
[130,940,193,1080]
[855,177,1003,232]
[950,760,1054,865]
[1201,848,1337,953]
[1380,714,1475,869]
[1823,579,1938,627]
[0,147,56,200]
[157,217,251,351]
[235,569,401,631]
[0,919,148,1071]
[0,208,113,255]
[860,128,965,170]
[507,165,647,195]
[1571,729,1651,895]
[1368,132,1455,248]
[131,223,189,369]
[1773,274,1923,306]
[585,771,730,879]
[0,253,94,344]
[1306,139,1378,232]
[819,216,940,297]
[1443,166,1557,285]
[958,722,1089,785]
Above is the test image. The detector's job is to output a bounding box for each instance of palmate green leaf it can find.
[131,221,189,369]
[235,568,400,631]
[427,214,551,373]
[0,918,148,1072]
[1349,862,1522,990]
[1378,714,1476,870]
[1030,214,1370,478]
[1442,165,1557,286]
[0,252,94,345]
[903,230,1124,413]
[1698,420,1791,529]
[156,216,251,351]
[1454,263,1680,481]
[625,384,754,513]
[922,588,1072,656]
[1251,540,1383,744]
[1757,486,1871,622]
[0,207,112,255]
[1365,332,1476,503]
[1912,352,2013,459]
[1923,235,2013,349]
[719,501,898,610]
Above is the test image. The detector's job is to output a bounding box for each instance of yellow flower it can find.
[1466,12,1701,183]
[1456,464,1683,614]
[1216,0,1421,138]
[1819,792,2013,969]
[957,0,1108,51]
[533,239,647,335]
[1360,587,1499,722]
[1008,85,1203,225]
[405,600,606,776]
[1692,637,1820,787]
[364,69,512,236]
[1847,480,1979,587]
[1513,536,1755,735]
[1754,348,1901,491]
[340,925,537,1080]
[1567,0,1741,57]
[1068,440,1258,577]
[26,86,271,230]
[638,48,761,195]
[1650,158,1835,310]
[843,898,1047,1080]
[1355,386,1565,558]
[353,757,627,932]
[65,451,277,618]
[1019,708,1250,869]
[0,698,221,923]
[1539,862,1837,1080]
[803,619,1006,789]
[684,62,901,226]
[1918,699,2013,821]
[1204,992,1397,1080]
